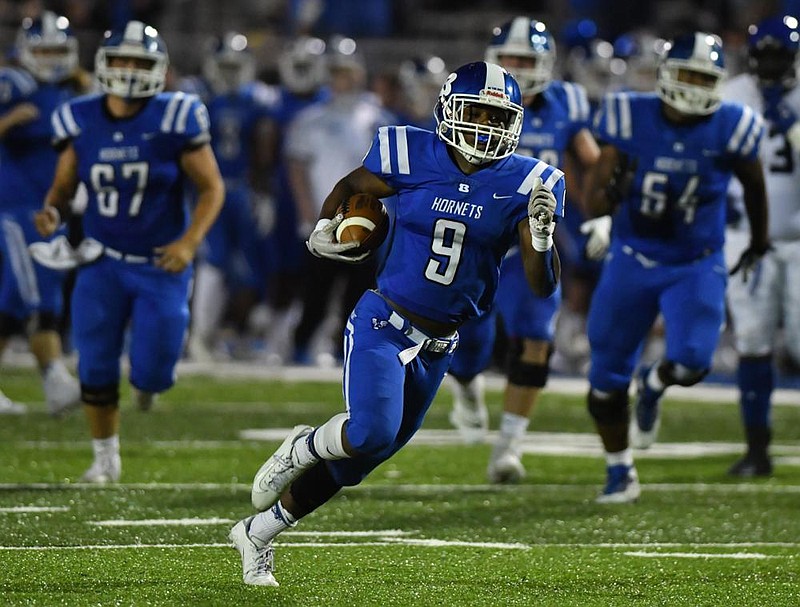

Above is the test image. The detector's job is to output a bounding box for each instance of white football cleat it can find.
[43,362,81,417]
[0,389,27,415]
[80,454,121,484]
[229,517,279,586]
[487,443,526,484]
[448,374,488,444]
[251,424,314,511]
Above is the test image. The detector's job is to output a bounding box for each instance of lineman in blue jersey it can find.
[229,61,565,587]
[583,33,770,503]
[447,17,601,485]
[34,21,224,483]
[187,32,276,361]
[0,12,91,416]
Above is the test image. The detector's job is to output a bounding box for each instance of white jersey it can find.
[285,93,394,214]
[723,73,800,242]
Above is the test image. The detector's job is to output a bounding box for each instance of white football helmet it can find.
[16,11,78,83]
[95,20,169,99]
[278,36,327,95]
[657,32,727,115]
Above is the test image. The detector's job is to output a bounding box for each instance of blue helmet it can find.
[435,61,523,165]
[484,17,555,96]
[203,31,255,94]
[747,15,800,88]
[614,30,666,92]
[657,32,727,115]
[16,11,78,83]
[95,20,169,98]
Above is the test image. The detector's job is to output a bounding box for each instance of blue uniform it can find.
[587,92,764,391]
[203,82,275,290]
[449,81,587,379]
[51,91,211,392]
[0,68,80,322]
[327,126,565,486]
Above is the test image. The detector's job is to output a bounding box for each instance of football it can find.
[334,193,389,254]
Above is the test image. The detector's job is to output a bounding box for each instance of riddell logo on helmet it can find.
[480,88,507,100]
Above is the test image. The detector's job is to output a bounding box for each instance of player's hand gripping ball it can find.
[334,193,390,255]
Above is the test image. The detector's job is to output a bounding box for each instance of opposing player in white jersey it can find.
[228,61,565,587]
[447,17,600,484]
[722,15,800,477]
[585,32,769,503]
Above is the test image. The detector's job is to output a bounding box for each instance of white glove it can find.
[579,215,612,261]
[527,177,557,252]
[306,217,370,263]
[28,236,104,270]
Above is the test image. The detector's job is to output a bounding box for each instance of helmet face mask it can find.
[485,17,555,96]
[435,61,523,165]
[747,16,800,88]
[17,11,78,83]
[95,21,168,99]
[657,32,726,116]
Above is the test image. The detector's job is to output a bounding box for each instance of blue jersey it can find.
[363,126,566,325]
[51,91,211,255]
[0,68,81,210]
[516,80,591,167]
[594,92,764,263]
[206,82,276,183]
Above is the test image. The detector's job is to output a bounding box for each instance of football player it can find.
[0,12,90,416]
[186,32,276,361]
[229,61,564,586]
[34,21,224,482]
[584,32,770,502]
[446,17,600,484]
[722,15,800,477]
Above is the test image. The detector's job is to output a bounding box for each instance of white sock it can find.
[92,435,119,460]
[606,448,634,468]
[646,362,665,392]
[499,412,529,440]
[249,500,297,546]
[310,413,349,460]
[43,358,67,378]
[190,264,227,342]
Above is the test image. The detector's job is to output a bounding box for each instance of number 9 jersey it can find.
[51,91,211,256]
[362,125,565,325]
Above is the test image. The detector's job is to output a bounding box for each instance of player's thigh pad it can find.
[587,249,660,391]
[128,265,192,393]
[661,252,726,369]
[727,252,780,356]
[496,251,560,340]
[448,310,496,379]
[72,262,128,387]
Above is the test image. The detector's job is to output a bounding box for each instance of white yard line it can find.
[0,506,69,513]
[624,551,776,559]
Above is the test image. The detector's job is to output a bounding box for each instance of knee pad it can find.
[587,388,629,425]
[289,461,342,517]
[81,383,120,407]
[659,361,708,387]
[26,311,61,334]
[506,340,553,387]
[0,312,23,338]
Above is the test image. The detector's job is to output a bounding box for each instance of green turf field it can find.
[1,366,798,606]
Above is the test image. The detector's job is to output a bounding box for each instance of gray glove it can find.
[306,217,370,263]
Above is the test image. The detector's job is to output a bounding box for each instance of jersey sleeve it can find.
[563,81,592,135]
[723,102,764,162]
[591,92,633,148]
[51,99,82,149]
[362,125,418,189]
[0,68,37,112]
[159,92,211,148]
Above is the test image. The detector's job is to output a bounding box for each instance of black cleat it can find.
[727,454,773,478]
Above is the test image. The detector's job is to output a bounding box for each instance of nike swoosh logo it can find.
[493,193,512,199]
[142,133,156,140]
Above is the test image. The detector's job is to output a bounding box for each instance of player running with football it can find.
[583,32,770,503]
[34,21,224,483]
[229,61,565,586]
